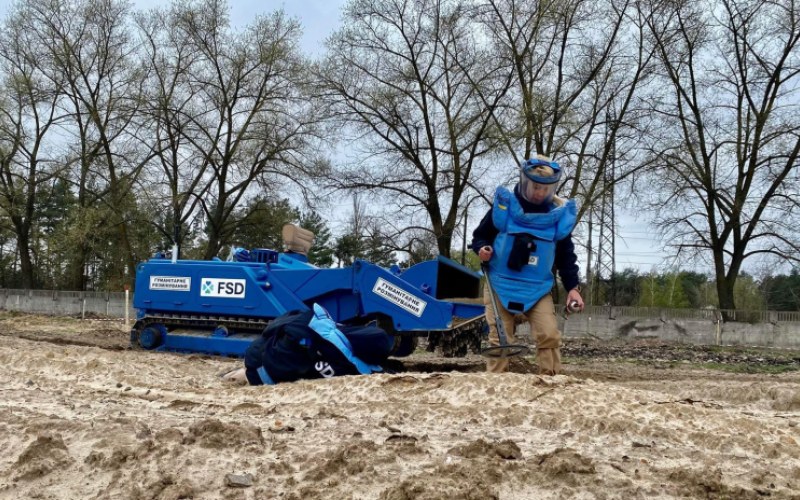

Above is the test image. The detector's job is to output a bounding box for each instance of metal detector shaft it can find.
[480,263,530,358]
[482,263,510,345]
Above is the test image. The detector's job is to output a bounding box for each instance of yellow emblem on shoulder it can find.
[498,204,507,210]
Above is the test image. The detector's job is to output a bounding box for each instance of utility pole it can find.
[586,209,594,306]
[594,109,617,306]
[461,204,468,266]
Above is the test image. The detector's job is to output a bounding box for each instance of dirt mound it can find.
[13,434,74,480]
[0,315,799,499]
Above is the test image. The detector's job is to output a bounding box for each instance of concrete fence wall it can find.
[2,289,800,349]
[511,305,800,349]
[555,314,800,349]
[0,289,134,320]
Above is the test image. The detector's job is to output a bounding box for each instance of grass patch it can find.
[703,344,800,359]
[561,356,592,365]
[565,356,799,374]
[693,362,799,375]
[0,310,29,320]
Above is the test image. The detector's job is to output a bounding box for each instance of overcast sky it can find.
[0,0,679,274]
[0,0,348,53]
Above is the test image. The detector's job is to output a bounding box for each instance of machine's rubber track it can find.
[425,314,487,358]
[131,312,487,358]
[130,313,269,347]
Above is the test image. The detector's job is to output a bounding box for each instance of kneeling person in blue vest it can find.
[222,303,395,385]
[471,156,585,376]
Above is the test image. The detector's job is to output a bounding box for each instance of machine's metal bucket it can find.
[398,256,482,300]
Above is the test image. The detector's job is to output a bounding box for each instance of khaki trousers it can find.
[483,283,562,375]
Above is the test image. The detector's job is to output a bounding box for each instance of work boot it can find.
[486,357,509,373]
[536,348,561,376]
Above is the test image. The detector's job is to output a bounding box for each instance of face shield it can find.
[519,158,561,205]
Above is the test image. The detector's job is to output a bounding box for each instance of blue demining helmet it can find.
[519,157,561,204]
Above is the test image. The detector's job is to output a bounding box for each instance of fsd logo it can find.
[200,278,247,298]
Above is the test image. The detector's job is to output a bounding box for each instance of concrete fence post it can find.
[124,287,130,329]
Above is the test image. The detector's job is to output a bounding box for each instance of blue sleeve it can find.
[470,208,498,254]
[555,234,580,291]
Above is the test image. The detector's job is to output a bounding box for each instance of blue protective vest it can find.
[488,186,577,313]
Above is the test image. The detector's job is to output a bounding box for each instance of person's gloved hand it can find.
[566,287,585,312]
[479,245,493,262]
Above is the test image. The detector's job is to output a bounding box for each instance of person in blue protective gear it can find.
[471,156,584,375]
[221,303,396,385]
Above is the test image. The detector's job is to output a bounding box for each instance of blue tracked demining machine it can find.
[131,245,486,358]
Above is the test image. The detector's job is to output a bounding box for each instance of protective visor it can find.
[519,158,561,204]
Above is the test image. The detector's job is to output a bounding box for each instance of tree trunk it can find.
[204,220,223,260]
[14,220,34,289]
[68,246,89,291]
[437,233,452,259]
[717,251,745,320]
[716,276,736,321]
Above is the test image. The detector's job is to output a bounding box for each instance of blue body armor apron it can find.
[488,186,577,313]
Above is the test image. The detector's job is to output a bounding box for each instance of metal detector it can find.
[480,264,531,359]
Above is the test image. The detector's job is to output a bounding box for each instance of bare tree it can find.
[479,0,655,215]
[142,0,318,259]
[135,3,210,258]
[12,0,152,289]
[0,2,72,288]
[643,0,800,312]
[317,0,512,257]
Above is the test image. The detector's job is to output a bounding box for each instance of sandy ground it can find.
[0,313,799,500]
